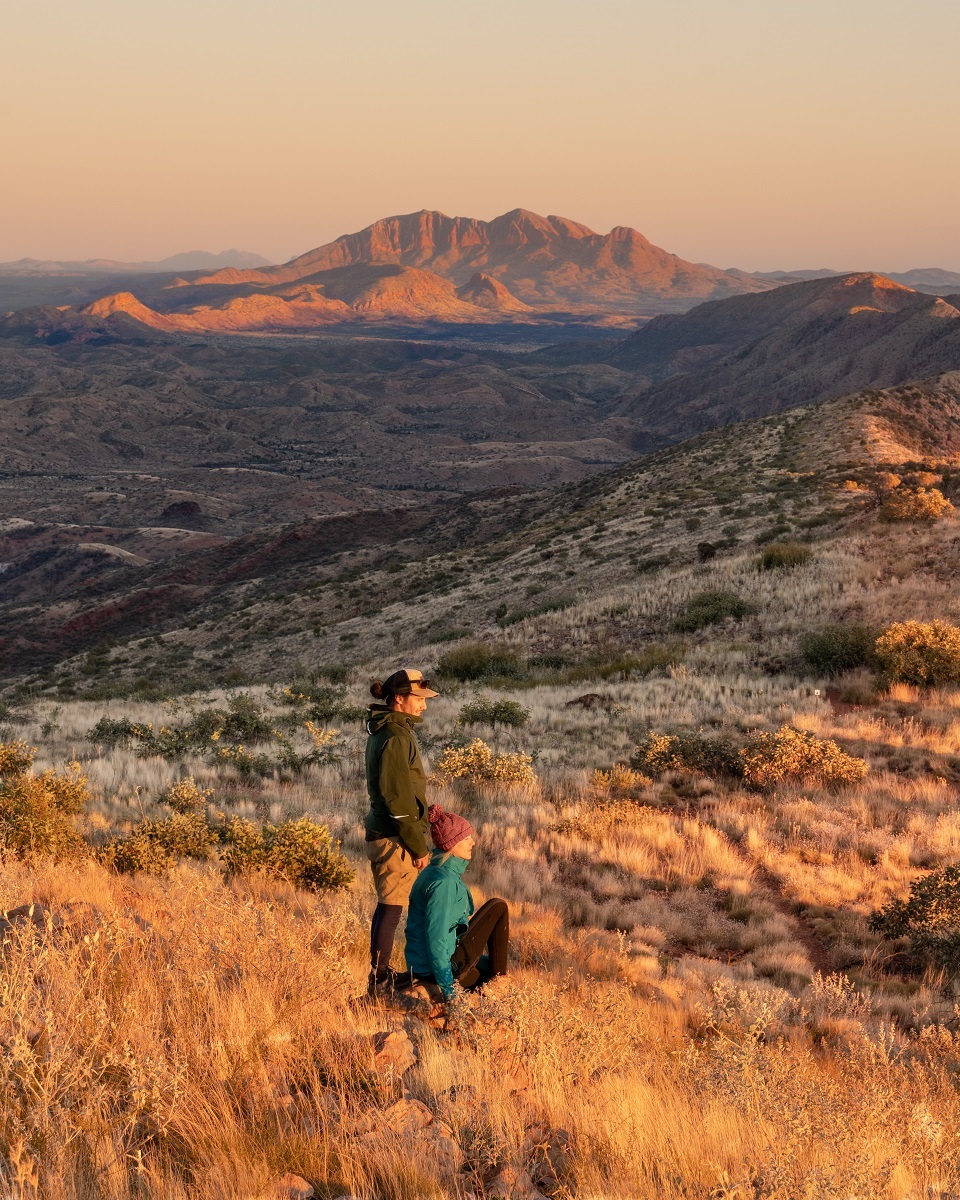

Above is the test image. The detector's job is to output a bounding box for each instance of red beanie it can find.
[428,805,474,852]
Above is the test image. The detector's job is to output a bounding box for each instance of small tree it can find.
[874,620,960,686]
[870,866,960,973]
[457,696,530,729]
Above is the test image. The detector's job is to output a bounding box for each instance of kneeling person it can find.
[405,805,509,999]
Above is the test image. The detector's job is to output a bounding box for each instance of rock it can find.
[484,1163,548,1199]
[267,1174,313,1200]
[370,1030,416,1077]
[0,904,54,940]
[521,1124,573,1194]
[354,1098,462,1174]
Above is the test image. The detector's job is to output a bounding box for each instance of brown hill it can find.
[609,273,960,449]
[183,208,775,319]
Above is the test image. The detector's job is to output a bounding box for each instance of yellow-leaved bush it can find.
[874,619,960,686]
[433,738,537,786]
[0,740,88,861]
[740,726,868,791]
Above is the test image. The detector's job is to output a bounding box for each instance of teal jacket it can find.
[404,851,474,997]
[364,709,429,859]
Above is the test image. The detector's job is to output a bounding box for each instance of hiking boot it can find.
[366,967,412,998]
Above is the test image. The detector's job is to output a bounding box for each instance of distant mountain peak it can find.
[186,208,775,322]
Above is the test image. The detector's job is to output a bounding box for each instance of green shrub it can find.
[874,620,960,686]
[870,866,960,972]
[262,817,354,891]
[277,683,365,724]
[801,624,878,675]
[220,815,353,891]
[218,815,267,876]
[104,812,219,875]
[629,731,741,778]
[159,776,212,814]
[740,726,867,791]
[457,697,531,729]
[86,717,152,749]
[757,541,812,570]
[671,590,753,633]
[0,740,88,861]
[437,642,525,682]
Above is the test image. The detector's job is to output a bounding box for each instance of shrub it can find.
[757,541,812,571]
[740,726,868,791]
[870,865,960,973]
[218,815,267,876]
[277,683,365,724]
[433,739,537,786]
[86,717,152,749]
[159,776,212,814]
[0,741,88,861]
[880,487,954,523]
[437,643,525,682]
[874,620,960,686]
[629,731,741,779]
[219,815,353,891]
[801,624,878,675]
[590,765,653,798]
[457,697,531,729]
[104,812,219,875]
[671,590,753,633]
[262,817,354,892]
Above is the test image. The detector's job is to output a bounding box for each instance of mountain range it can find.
[57,209,779,332]
[0,250,271,275]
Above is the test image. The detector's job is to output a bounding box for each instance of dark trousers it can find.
[451,898,510,991]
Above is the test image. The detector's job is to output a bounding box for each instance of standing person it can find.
[404,805,510,1001]
[364,668,439,997]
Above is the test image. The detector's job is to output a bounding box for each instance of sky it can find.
[2,0,959,272]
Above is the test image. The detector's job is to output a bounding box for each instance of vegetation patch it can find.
[757,541,813,570]
[0,740,87,862]
[874,620,960,686]
[870,865,960,973]
[801,624,879,676]
[671,590,754,633]
[457,696,531,729]
[433,739,537,786]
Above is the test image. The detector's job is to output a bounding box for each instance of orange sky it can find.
[3,0,959,271]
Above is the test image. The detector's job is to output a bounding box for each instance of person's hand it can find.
[414,855,430,869]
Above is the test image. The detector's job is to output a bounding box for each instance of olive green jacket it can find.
[364,709,429,859]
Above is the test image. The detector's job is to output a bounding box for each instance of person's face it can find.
[393,692,428,717]
[451,836,475,860]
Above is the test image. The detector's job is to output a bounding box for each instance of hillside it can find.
[608,274,960,450]
[4,370,959,693]
[3,371,960,1196]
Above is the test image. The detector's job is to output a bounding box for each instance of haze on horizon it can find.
[3,0,959,274]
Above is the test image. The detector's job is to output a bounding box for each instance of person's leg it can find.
[364,837,416,990]
[451,898,509,990]
[370,903,403,979]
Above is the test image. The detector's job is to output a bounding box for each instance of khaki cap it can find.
[396,668,439,698]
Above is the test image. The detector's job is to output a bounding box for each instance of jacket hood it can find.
[366,708,423,735]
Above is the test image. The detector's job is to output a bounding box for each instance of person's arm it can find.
[424,875,460,998]
[379,733,429,859]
